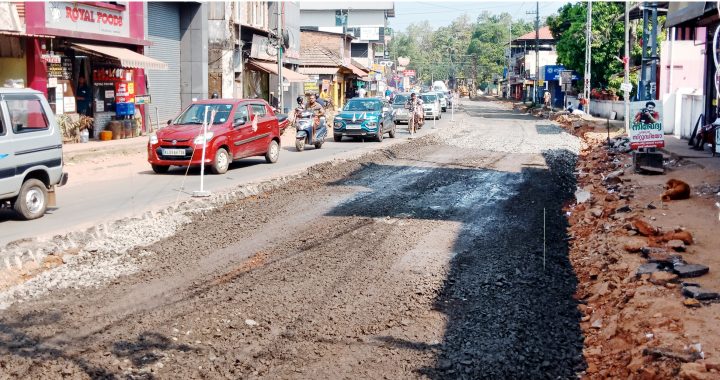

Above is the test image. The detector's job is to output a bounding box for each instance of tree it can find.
[387,13,547,88]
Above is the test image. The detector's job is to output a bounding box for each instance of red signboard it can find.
[403,70,416,77]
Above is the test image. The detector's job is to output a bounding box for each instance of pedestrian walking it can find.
[543,91,551,109]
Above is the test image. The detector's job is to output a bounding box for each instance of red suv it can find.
[147,99,281,174]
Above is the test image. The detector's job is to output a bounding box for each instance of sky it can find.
[389,1,567,32]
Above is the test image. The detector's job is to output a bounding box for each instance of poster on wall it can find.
[63,96,76,113]
[629,101,664,149]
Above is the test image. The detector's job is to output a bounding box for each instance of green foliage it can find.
[547,2,666,91]
[388,13,539,86]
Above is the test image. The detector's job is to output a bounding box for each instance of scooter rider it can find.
[306,93,325,138]
[405,92,424,131]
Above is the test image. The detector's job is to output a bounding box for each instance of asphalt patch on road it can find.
[327,149,585,379]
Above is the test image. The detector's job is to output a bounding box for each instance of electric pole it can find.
[624,1,630,133]
[535,2,539,104]
[526,4,539,104]
[584,0,592,114]
[507,17,512,99]
[277,3,284,113]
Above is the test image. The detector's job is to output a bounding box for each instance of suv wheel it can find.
[211,148,230,174]
[14,179,48,220]
[376,125,384,142]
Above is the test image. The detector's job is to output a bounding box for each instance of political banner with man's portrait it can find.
[629,101,664,149]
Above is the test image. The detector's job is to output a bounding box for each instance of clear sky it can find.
[389,1,567,32]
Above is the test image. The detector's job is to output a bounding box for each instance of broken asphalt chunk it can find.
[673,263,710,278]
[682,286,720,301]
[636,263,662,276]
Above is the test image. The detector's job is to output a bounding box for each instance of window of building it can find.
[6,97,49,133]
[351,43,369,58]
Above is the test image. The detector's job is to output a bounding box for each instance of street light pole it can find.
[535,1,539,104]
[277,3,284,113]
[584,0,592,114]
[624,1,630,133]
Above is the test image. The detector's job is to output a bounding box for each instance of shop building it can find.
[23,1,167,137]
[539,65,580,108]
[506,26,557,102]
[298,2,395,69]
[299,29,367,109]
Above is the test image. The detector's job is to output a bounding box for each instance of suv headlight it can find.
[193,132,214,145]
[149,134,158,145]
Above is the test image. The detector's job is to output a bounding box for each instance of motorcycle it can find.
[294,109,327,151]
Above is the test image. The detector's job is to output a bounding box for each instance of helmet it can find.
[296,96,304,104]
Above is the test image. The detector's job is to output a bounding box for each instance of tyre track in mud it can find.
[0,101,586,379]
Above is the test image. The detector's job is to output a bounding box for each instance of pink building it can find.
[659,27,706,97]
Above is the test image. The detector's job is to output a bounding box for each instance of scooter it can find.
[295,110,327,151]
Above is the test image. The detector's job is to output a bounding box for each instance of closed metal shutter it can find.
[146,3,181,126]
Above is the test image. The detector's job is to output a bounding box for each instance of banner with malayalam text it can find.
[630,101,664,149]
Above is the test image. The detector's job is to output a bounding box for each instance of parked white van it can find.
[0,88,67,220]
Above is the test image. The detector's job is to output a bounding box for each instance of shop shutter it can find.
[146,3,181,127]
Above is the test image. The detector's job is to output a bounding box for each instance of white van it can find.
[432,80,448,93]
[0,88,68,220]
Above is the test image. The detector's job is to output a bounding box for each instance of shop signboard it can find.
[360,27,380,41]
[629,101,664,149]
[304,81,319,94]
[403,70,416,77]
[134,95,151,105]
[41,54,61,64]
[544,66,579,82]
[45,2,129,38]
[250,35,277,61]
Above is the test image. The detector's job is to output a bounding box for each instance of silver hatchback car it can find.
[0,88,68,220]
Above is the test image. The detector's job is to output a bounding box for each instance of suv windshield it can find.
[421,94,437,103]
[344,99,382,111]
[175,104,233,125]
[393,95,408,104]
[436,93,446,99]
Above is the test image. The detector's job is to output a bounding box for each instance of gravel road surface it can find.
[0,100,586,379]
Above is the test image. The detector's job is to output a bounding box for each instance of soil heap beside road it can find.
[549,108,720,379]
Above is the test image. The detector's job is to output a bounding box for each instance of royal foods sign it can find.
[45,2,129,38]
[629,101,664,149]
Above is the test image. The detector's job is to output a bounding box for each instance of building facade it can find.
[299,2,394,97]
[504,26,558,102]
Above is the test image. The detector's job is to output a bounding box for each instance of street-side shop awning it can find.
[345,64,368,77]
[298,67,339,75]
[71,43,167,70]
[246,59,308,82]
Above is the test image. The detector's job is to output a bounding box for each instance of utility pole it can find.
[624,1,630,133]
[507,17,512,99]
[584,0,592,114]
[276,2,284,113]
[526,4,539,103]
[535,2,539,104]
